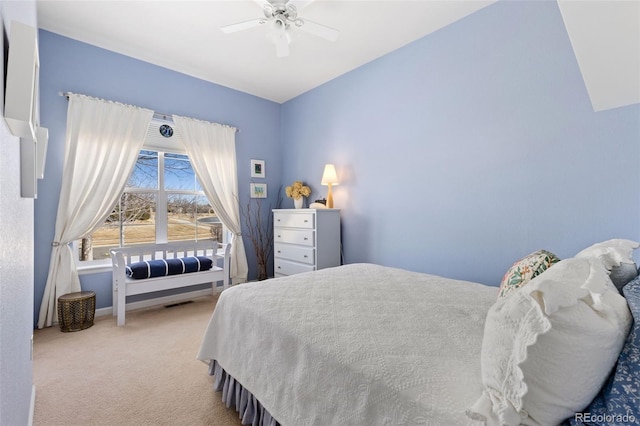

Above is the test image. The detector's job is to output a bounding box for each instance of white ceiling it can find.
[557,0,640,112]
[36,0,496,103]
[36,1,639,109]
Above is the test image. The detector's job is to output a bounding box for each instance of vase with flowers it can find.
[285,181,311,209]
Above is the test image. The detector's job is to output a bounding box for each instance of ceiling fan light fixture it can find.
[275,31,291,57]
[262,3,274,18]
[221,0,339,57]
[272,17,288,33]
[266,20,291,57]
[285,4,298,20]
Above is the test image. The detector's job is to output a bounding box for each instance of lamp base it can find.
[326,184,333,208]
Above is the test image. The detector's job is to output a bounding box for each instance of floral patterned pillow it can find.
[498,249,560,298]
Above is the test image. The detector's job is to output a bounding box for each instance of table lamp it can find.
[321,164,339,208]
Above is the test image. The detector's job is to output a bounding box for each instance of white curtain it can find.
[172,114,248,284]
[37,93,153,328]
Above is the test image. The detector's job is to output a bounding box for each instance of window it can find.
[77,148,223,262]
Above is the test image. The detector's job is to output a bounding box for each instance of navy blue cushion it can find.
[563,274,640,425]
[125,256,213,279]
[182,256,211,273]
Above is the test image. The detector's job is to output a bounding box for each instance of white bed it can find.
[197,263,498,425]
[198,241,640,426]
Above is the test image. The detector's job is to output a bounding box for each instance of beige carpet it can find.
[33,295,242,426]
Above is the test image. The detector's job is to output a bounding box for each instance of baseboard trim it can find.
[28,385,35,426]
[95,288,215,318]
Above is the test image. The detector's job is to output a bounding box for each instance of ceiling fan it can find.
[220,0,340,58]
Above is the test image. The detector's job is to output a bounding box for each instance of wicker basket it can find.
[57,291,96,332]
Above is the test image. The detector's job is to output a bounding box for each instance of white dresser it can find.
[273,208,341,277]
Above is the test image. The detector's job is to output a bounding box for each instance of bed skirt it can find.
[209,360,281,426]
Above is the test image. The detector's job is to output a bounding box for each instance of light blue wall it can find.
[1,2,38,424]
[35,31,282,320]
[34,0,640,326]
[281,0,640,285]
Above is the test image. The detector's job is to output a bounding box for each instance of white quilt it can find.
[197,263,497,425]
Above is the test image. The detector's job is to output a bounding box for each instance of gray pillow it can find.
[609,262,638,292]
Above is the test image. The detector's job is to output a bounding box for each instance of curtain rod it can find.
[58,92,239,132]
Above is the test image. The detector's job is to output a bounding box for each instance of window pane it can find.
[167,195,219,242]
[165,152,200,191]
[128,150,158,189]
[77,193,156,261]
[196,196,223,242]
[77,200,127,261]
[78,149,217,263]
[122,193,156,246]
[82,222,119,261]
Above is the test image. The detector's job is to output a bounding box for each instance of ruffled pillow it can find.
[575,239,639,292]
[497,250,560,298]
[468,257,632,425]
[563,274,640,425]
[610,262,639,292]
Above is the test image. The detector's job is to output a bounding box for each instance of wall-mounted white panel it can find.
[4,21,40,139]
[36,126,49,179]
[20,138,37,198]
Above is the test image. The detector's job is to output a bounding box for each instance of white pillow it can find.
[574,238,639,270]
[467,257,632,425]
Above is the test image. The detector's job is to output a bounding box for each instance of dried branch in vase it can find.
[239,187,283,280]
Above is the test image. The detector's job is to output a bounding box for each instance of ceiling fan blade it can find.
[275,33,290,57]
[297,19,339,42]
[220,19,266,34]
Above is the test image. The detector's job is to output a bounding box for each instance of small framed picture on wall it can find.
[250,183,267,198]
[251,159,265,178]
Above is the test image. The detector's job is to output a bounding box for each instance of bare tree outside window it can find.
[78,150,221,261]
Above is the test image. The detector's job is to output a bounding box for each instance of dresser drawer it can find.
[274,229,314,246]
[275,258,315,276]
[275,243,315,265]
[274,212,314,229]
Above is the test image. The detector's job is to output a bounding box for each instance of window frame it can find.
[76,128,227,273]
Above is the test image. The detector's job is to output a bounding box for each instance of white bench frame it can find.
[110,240,231,326]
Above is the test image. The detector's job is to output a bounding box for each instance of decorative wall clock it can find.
[159,124,174,138]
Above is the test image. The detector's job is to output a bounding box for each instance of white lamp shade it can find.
[321,164,339,185]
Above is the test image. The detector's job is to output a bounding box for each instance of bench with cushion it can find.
[110,240,230,326]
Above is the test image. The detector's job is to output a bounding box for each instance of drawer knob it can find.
[304,220,308,223]
[304,237,308,240]
[304,255,308,258]
[277,250,281,253]
[277,266,281,269]
[277,235,281,238]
